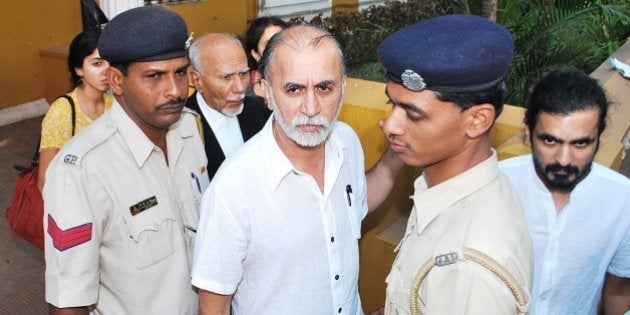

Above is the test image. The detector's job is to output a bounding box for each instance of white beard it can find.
[268,91,340,148]
[221,103,244,117]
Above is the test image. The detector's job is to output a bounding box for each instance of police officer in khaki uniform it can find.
[43,6,208,314]
[376,15,533,314]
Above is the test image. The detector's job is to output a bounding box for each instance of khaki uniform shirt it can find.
[44,102,209,314]
[385,151,533,315]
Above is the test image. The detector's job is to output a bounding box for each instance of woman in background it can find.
[244,16,287,97]
[38,30,112,192]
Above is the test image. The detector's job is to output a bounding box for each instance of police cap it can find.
[98,6,190,64]
[378,14,514,93]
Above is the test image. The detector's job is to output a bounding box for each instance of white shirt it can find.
[44,102,209,314]
[192,119,367,315]
[500,154,630,315]
[196,92,244,157]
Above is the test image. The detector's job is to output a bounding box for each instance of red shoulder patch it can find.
[47,215,93,251]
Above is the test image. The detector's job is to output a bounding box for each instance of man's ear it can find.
[465,103,496,139]
[106,67,124,96]
[189,69,201,92]
[261,79,273,110]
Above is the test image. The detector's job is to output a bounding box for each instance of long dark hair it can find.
[68,30,102,87]
[524,71,609,135]
[244,16,287,69]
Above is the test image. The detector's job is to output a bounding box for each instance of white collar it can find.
[195,92,238,132]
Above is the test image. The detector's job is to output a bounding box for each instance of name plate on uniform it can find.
[130,196,158,216]
[435,252,458,266]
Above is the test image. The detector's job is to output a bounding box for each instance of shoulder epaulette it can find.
[57,117,118,168]
[180,108,204,139]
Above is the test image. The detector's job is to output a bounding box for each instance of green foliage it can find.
[295,0,629,106]
[292,0,446,67]
[327,1,445,66]
[495,0,630,105]
[347,61,387,82]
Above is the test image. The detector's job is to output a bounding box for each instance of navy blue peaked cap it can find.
[98,6,189,64]
[378,14,514,93]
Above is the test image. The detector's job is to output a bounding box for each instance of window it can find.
[258,0,332,20]
[144,0,203,4]
[265,0,316,5]
[100,0,143,19]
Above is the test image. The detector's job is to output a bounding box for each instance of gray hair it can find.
[188,33,243,73]
[258,24,345,81]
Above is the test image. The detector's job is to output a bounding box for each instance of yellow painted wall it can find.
[165,0,256,36]
[332,0,359,14]
[0,1,82,110]
[0,0,259,111]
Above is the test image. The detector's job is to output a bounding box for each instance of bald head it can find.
[188,33,250,116]
[189,33,246,73]
[258,24,345,82]
[258,24,346,149]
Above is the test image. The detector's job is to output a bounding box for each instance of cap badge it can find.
[401,69,426,91]
[185,32,194,49]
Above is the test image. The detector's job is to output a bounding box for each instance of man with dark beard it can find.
[500,71,630,314]
[43,7,207,314]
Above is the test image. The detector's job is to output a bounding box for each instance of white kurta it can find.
[192,119,368,314]
[500,154,630,314]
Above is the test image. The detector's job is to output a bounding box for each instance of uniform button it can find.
[331,236,335,242]
[106,123,114,128]
[335,274,339,280]
[338,307,342,313]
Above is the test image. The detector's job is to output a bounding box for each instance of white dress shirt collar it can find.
[195,92,244,157]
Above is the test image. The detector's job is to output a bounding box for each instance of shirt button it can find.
[335,274,339,280]
[331,236,335,243]
[338,307,342,313]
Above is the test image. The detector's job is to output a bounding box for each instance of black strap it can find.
[60,95,76,136]
[20,95,76,171]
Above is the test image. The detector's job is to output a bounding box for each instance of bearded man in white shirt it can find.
[500,70,630,314]
[191,24,401,315]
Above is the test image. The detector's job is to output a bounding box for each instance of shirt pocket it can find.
[189,168,210,207]
[345,187,362,240]
[122,203,176,269]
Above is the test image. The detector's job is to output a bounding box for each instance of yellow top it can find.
[40,88,114,150]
